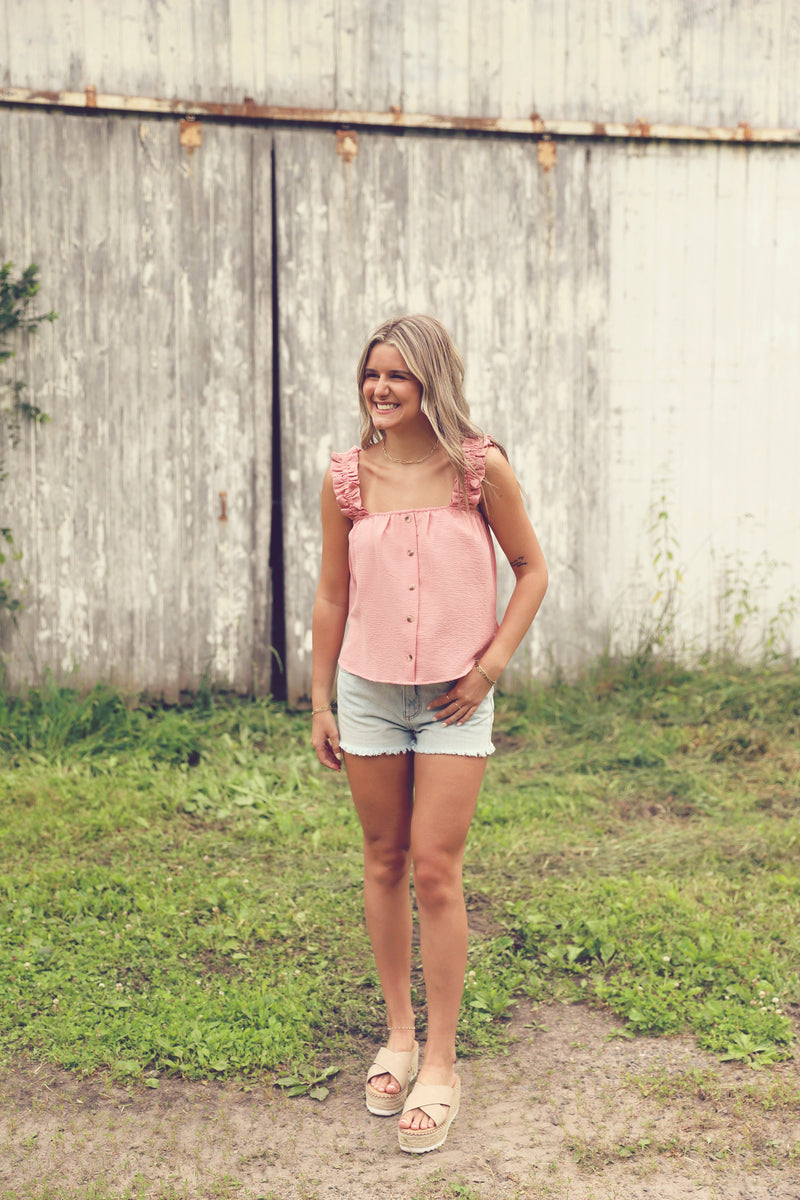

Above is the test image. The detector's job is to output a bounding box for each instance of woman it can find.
[311,315,547,1153]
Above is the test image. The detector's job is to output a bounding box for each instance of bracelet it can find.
[475,661,498,688]
[311,704,333,715]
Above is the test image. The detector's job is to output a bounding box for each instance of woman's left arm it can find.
[477,445,548,683]
[431,447,547,724]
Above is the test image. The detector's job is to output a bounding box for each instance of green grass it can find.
[0,660,798,1082]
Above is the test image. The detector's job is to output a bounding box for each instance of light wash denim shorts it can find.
[336,667,495,758]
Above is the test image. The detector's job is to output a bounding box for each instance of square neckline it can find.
[353,445,462,517]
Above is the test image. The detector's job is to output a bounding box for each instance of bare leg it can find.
[345,751,416,1092]
[399,753,487,1131]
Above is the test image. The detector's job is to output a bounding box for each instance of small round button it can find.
[407,549,414,556]
[408,584,415,590]
[404,514,412,522]
[406,615,414,623]
[406,654,413,661]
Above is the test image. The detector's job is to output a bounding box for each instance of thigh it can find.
[345,751,415,846]
[337,668,414,757]
[410,754,488,860]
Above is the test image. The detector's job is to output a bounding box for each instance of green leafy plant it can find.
[0,261,57,616]
[633,488,685,666]
[274,1064,340,1100]
[717,551,799,664]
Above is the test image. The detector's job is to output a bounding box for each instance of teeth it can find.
[376,403,398,411]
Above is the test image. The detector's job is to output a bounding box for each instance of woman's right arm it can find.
[311,469,352,770]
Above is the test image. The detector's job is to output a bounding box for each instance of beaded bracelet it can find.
[475,661,498,688]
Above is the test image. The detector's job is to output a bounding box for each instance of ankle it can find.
[419,1046,456,1073]
[386,1028,416,1051]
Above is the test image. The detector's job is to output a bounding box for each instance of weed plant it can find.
[0,662,798,1086]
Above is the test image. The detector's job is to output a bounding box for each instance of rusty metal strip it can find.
[2,86,799,144]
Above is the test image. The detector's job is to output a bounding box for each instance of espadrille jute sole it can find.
[397,1074,460,1154]
[365,1043,419,1116]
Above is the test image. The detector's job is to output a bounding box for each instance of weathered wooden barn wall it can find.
[605,140,800,664]
[1,1,799,701]
[0,109,274,699]
[275,130,610,696]
[276,129,800,701]
[2,0,798,127]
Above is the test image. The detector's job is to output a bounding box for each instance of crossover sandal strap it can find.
[402,1081,455,1121]
[367,1046,415,1088]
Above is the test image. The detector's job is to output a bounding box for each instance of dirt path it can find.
[2,1002,798,1199]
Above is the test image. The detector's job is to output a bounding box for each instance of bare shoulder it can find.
[321,468,351,528]
[484,445,522,495]
[321,467,336,502]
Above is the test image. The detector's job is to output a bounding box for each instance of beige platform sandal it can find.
[364,1042,420,1116]
[397,1074,461,1154]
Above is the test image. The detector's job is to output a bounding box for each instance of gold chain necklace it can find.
[382,438,438,465]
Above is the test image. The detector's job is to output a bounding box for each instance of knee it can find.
[412,856,462,912]
[363,840,410,889]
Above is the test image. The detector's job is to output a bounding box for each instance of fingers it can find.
[318,741,342,770]
[428,666,493,725]
[429,691,477,726]
[312,715,342,771]
[315,743,342,770]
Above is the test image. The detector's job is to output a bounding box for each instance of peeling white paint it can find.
[0,111,273,698]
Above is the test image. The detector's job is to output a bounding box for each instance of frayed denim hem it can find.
[339,743,412,758]
[415,745,495,758]
[339,743,495,758]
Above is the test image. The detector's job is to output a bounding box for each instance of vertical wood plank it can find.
[7,0,49,88]
[249,129,274,694]
[135,120,179,698]
[0,110,40,674]
[264,0,336,107]
[228,0,256,103]
[497,0,536,118]
[466,0,502,115]
[191,0,232,102]
[334,0,404,111]
[175,117,213,690]
[778,0,800,128]
[115,0,150,97]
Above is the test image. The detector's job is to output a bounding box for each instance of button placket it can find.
[404,513,421,679]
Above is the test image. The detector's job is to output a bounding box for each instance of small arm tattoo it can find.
[510,555,528,569]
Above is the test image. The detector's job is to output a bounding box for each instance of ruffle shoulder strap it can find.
[330,446,363,519]
[461,435,494,508]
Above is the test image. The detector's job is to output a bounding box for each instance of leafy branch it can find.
[0,261,57,616]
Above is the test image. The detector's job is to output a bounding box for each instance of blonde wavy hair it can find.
[356,314,506,502]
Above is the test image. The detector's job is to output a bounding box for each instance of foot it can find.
[368,1028,416,1096]
[398,1063,456,1131]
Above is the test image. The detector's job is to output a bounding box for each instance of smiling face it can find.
[361,342,425,434]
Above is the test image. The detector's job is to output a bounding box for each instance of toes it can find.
[399,1108,433,1131]
[369,1072,399,1095]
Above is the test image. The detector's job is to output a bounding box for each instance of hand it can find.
[428,665,493,726]
[311,711,342,770]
